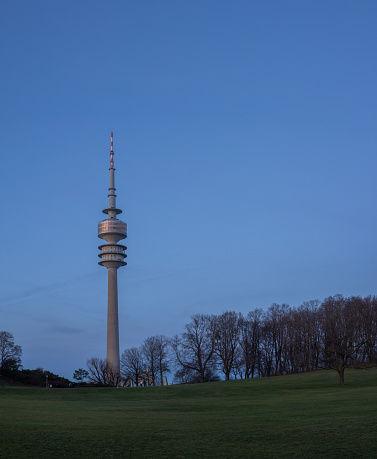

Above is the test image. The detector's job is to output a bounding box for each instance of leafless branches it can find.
[86,357,121,386]
[172,314,218,383]
[0,331,22,375]
[87,296,377,386]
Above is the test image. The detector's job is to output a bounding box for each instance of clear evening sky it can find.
[1,1,376,379]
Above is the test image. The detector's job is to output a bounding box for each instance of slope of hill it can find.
[1,369,376,458]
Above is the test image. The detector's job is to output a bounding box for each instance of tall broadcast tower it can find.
[98,133,127,372]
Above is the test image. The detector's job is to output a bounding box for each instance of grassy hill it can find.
[1,369,376,458]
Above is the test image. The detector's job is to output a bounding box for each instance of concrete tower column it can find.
[107,267,120,369]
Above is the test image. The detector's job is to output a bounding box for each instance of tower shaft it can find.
[107,267,120,368]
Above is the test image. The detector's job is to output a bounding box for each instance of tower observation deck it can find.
[98,132,127,375]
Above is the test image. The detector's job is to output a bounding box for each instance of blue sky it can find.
[1,1,376,380]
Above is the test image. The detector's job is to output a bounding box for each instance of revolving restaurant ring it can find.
[98,219,127,238]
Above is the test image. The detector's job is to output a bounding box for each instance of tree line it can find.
[87,335,170,387]
[87,294,377,386]
[3,293,376,387]
[0,331,70,387]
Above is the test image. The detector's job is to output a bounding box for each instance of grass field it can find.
[1,369,376,458]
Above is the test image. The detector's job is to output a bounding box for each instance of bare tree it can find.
[0,331,22,376]
[288,300,321,373]
[215,311,241,380]
[172,314,218,383]
[106,362,122,386]
[155,335,171,385]
[86,358,121,386]
[358,296,377,364]
[264,304,290,376]
[238,309,263,379]
[87,357,107,385]
[319,295,365,385]
[120,347,145,387]
[142,337,159,386]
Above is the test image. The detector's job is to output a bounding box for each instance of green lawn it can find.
[1,369,376,458]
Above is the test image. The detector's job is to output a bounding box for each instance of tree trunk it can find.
[338,367,345,385]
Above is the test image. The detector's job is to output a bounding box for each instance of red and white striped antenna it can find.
[110,131,114,169]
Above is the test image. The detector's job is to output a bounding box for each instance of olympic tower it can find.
[98,133,127,372]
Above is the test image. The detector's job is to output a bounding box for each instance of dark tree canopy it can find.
[0,331,22,376]
[73,368,89,384]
